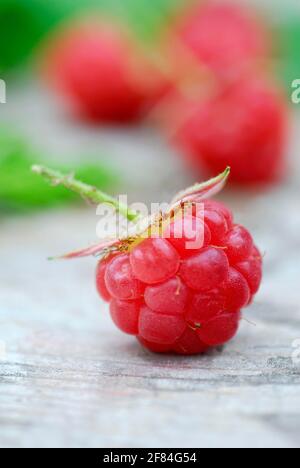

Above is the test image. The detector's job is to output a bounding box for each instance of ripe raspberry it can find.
[43,18,166,123]
[174,1,269,81]
[35,166,263,356]
[171,78,287,184]
[95,196,262,355]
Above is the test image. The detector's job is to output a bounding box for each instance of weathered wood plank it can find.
[0,83,300,448]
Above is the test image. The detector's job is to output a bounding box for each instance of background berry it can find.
[43,18,166,123]
[174,1,269,81]
[95,199,263,355]
[170,77,287,185]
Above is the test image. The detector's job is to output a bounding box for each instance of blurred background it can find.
[1,0,300,448]
[0,0,300,206]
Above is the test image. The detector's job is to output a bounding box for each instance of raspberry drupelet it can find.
[33,166,263,356]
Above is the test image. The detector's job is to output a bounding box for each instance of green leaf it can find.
[275,17,300,95]
[0,128,118,214]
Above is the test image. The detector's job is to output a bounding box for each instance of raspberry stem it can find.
[31,165,140,222]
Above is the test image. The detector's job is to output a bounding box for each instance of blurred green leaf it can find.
[0,128,118,214]
[276,18,300,92]
[0,0,189,74]
[111,0,188,42]
[0,0,99,74]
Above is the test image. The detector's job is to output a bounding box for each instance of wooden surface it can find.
[0,83,300,448]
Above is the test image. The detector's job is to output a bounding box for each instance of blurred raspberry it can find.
[174,0,270,81]
[43,18,166,123]
[169,77,287,185]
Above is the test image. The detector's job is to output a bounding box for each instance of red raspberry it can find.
[171,78,287,184]
[174,1,269,81]
[96,198,263,355]
[35,165,263,356]
[43,18,166,123]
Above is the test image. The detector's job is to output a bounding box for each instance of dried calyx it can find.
[32,165,230,260]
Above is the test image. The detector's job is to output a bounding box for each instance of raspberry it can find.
[175,1,269,81]
[96,197,262,354]
[43,18,165,123]
[172,78,287,185]
[37,166,263,356]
